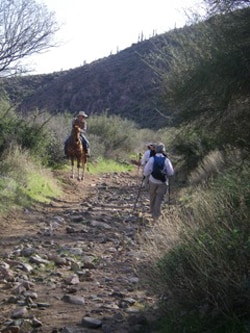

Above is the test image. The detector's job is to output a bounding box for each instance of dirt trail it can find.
[0,170,159,333]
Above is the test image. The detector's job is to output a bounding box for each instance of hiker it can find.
[143,143,174,223]
[64,111,90,157]
[141,143,155,169]
[141,143,155,189]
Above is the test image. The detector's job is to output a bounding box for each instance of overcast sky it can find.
[27,0,205,74]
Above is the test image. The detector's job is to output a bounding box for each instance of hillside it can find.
[1,35,174,129]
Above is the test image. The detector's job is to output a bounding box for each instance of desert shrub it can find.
[170,124,217,179]
[0,99,63,167]
[87,112,139,159]
[87,133,105,160]
[20,110,71,167]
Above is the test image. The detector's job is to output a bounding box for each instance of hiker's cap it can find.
[155,143,166,154]
[77,111,88,118]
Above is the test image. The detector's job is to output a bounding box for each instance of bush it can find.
[0,100,64,167]
[87,112,139,159]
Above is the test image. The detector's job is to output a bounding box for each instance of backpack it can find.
[151,156,167,182]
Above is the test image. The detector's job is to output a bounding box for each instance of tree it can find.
[204,0,250,14]
[0,0,58,77]
[145,5,250,155]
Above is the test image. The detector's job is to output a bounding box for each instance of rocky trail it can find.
[0,170,162,333]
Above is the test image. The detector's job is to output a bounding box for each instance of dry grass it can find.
[137,148,250,331]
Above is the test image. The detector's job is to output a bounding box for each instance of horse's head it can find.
[71,124,81,142]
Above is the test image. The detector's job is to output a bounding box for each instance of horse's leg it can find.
[77,155,86,181]
[77,159,81,181]
[81,157,85,179]
[70,158,74,178]
[82,155,87,179]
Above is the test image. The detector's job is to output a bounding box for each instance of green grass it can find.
[0,176,19,213]
[23,171,61,203]
[0,153,134,215]
[87,157,135,174]
[0,146,62,214]
[0,170,61,214]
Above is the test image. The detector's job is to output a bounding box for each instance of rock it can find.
[11,307,28,319]
[61,294,85,305]
[70,215,83,223]
[1,326,20,333]
[29,255,50,265]
[0,264,13,279]
[21,247,36,257]
[90,220,112,229]
[81,316,102,328]
[23,291,38,299]
[17,262,34,273]
[32,317,43,327]
[64,274,80,285]
[48,254,68,266]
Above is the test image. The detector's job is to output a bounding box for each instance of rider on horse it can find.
[65,111,90,157]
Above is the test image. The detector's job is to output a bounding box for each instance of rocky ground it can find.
[0,169,164,333]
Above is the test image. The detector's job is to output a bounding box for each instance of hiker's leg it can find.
[149,181,158,216]
[153,183,167,219]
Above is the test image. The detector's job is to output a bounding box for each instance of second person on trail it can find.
[141,143,156,170]
[64,111,90,157]
[141,143,155,189]
[143,143,174,223]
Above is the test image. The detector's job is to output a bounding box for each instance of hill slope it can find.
[2,37,172,129]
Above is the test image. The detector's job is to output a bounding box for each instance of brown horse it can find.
[65,124,87,180]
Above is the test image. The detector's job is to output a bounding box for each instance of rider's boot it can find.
[85,148,90,157]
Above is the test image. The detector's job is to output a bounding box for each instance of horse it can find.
[65,124,88,180]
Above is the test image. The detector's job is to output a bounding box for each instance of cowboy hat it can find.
[77,111,88,117]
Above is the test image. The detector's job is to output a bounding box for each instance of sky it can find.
[28,0,204,75]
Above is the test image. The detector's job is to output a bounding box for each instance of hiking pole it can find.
[132,177,144,213]
[137,152,142,175]
[168,176,171,205]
